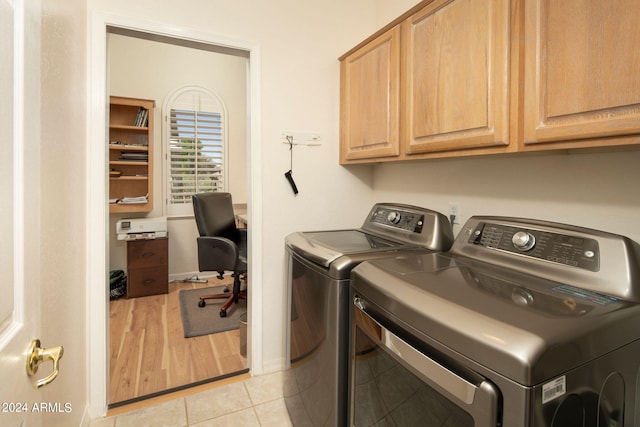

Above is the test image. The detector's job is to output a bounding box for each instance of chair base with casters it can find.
[197,272,246,317]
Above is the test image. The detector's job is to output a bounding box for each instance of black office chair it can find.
[192,192,247,317]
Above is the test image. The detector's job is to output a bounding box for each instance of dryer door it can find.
[351,295,502,427]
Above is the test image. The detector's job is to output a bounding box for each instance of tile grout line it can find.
[183,396,189,426]
[244,380,263,426]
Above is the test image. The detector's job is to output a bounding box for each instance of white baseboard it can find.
[261,357,286,375]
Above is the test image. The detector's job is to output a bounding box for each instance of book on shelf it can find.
[110,141,148,148]
[119,152,148,161]
[110,194,149,205]
[134,107,149,127]
[120,194,149,204]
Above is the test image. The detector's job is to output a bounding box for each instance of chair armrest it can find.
[238,228,248,241]
[197,236,239,272]
[235,228,248,259]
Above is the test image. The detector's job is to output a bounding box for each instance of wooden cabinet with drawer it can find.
[126,238,168,298]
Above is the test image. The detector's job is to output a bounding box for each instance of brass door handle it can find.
[26,339,64,389]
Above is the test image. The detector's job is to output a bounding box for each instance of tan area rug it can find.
[179,285,246,338]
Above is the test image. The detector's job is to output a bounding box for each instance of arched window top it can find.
[163,85,228,217]
[166,85,226,114]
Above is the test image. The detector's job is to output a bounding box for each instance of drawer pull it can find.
[142,252,155,258]
[143,279,155,285]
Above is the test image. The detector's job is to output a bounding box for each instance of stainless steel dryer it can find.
[285,203,454,427]
[350,216,640,426]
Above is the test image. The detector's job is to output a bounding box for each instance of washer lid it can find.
[286,229,409,268]
[351,252,640,387]
[285,203,454,269]
[304,230,400,252]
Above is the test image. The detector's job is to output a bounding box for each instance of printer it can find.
[116,217,168,240]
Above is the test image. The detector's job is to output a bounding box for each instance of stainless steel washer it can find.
[350,216,640,426]
[285,203,454,427]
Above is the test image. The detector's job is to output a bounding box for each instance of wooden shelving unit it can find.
[109,96,155,214]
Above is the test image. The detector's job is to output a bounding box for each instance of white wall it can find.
[89,0,381,375]
[371,151,640,243]
[375,0,421,25]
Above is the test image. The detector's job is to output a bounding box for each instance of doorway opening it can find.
[105,26,252,407]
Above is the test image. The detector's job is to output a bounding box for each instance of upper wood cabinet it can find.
[403,0,511,154]
[523,0,640,149]
[340,25,401,162]
[340,0,640,164]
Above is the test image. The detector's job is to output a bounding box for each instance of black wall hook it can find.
[284,170,299,194]
[284,136,299,195]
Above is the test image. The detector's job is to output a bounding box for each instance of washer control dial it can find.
[387,211,402,224]
[512,231,536,251]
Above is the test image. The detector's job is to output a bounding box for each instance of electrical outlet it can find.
[449,203,461,225]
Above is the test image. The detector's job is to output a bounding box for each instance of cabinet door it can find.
[524,0,640,146]
[403,0,510,154]
[340,25,401,162]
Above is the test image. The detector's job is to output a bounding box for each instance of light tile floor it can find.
[90,372,293,427]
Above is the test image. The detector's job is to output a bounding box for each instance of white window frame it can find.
[162,85,228,217]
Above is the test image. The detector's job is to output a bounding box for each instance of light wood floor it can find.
[109,277,248,405]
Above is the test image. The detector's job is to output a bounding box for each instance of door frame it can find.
[86,11,263,417]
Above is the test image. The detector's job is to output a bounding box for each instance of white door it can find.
[0,1,52,424]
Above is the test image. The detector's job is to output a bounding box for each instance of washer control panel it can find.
[469,222,600,271]
[369,207,424,233]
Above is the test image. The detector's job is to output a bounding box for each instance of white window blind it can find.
[165,88,227,216]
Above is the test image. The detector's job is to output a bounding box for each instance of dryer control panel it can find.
[468,222,600,272]
[453,216,640,315]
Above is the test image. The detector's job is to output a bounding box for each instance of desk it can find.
[236,213,248,228]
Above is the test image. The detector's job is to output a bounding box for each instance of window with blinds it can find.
[165,87,227,216]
